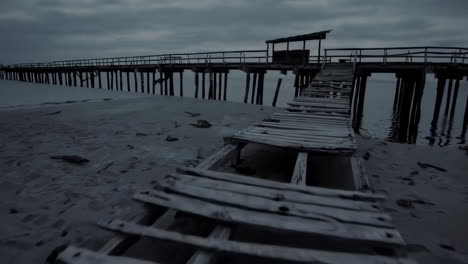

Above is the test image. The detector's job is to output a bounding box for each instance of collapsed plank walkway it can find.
[56,63,416,264]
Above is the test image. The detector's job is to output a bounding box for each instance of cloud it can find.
[0,0,467,64]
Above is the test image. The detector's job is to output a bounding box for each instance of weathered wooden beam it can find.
[170,72,175,96]
[244,73,250,103]
[134,70,138,93]
[98,71,102,89]
[213,71,217,100]
[126,71,130,91]
[223,72,228,101]
[444,78,453,114]
[147,71,150,93]
[449,79,460,118]
[194,72,199,98]
[152,71,156,94]
[202,71,206,99]
[251,73,257,104]
[180,71,184,97]
[159,71,164,95]
[119,70,122,91]
[140,71,144,93]
[272,78,283,107]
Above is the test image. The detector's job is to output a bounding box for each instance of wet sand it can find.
[0,84,467,263]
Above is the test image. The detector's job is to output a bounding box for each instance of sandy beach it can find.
[0,81,467,263]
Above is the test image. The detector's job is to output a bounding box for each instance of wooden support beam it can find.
[164,72,168,95]
[170,72,175,96]
[251,73,257,104]
[147,71,150,93]
[98,71,102,89]
[126,71,130,92]
[294,74,299,97]
[450,79,460,118]
[160,71,164,95]
[272,78,282,107]
[202,72,206,99]
[445,79,453,114]
[218,72,222,100]
[244,73,251,103]
[140,71,144,93]
[180,71,184,97]
[134,70,138,93]
[119,70,122,91]
[152,71,156,94]
[195,72,199,98]
[91,71,96,88]
[223,72,228,101]
[393,77,401,111]
[213,71,217,100]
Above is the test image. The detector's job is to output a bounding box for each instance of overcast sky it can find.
[1,0,467,64]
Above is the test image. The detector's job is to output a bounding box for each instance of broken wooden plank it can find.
[177,168,385,201]
[167,173,381,212]
[100,220,414,264]
[144,180,393,227]
[291,152,307,185]
[133,190,404,246]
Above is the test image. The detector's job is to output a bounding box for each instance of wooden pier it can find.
[50,61,420,264]
[1,35,468,143]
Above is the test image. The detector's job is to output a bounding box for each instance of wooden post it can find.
[147,71,150,93]
[164,72,168,95]
[243,73,250,103]
[91,71,95,88]
[159,71,164,95]
[393,77,401,111]
[79,71,83,87]
[251,73,257,104]
[272,78,282,107]
[208,72,213,99]
[119,70,123,91]
[461,95,468,138]
[450,79,461,118]
[126,71,130,92]
[87,71,90,88]
[140,71,144,93]
[170,72,174,96]
[294,74,299,97]
[106,71,110,90]
[134,70,138,92]
[59,71,63,85]
[318,37,322,63]
[98,71,102,89]
[110,71,114,90]
[218,72,222,100]
[152,71,156,94]
[195,72,199,98]
[202,71,206,99]
[223,72,228,101]
[445,79,453,114]
[257,72,264,105]
[179,71,183,97]
[213,71,217,100]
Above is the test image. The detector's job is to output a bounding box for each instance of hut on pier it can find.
[265,30,332,64]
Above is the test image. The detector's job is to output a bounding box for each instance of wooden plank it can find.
[197,144,242,169]
[232,134,355,154]
[177,168,384,201]
[168,173,381,212]
[135,191,406,246]
[101,220,414,264]
[285,106,350,114]
[148,179,392,227]
[288,102,350,110]
[247,127,354,140]
[291,152,307,185]
[237,131,355,148]
[58,246,158,264]
[350,157,372,193]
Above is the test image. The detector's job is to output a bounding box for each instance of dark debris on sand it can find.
[50,155,90,165]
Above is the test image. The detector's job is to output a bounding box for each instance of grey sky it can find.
[1,0,467,64]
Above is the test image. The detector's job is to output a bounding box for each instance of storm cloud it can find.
[1,0,467,64]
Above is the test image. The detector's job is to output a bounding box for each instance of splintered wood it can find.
[231,64,356,155]
[60,171,414,264]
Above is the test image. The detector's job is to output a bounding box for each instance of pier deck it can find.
[55,63,416,264]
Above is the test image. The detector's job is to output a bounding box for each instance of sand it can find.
[0,80,467,263]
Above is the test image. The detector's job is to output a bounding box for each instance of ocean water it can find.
[1,72,466,148]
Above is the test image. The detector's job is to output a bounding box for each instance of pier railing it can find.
[9,50,269,68]
[324,47,468,64]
